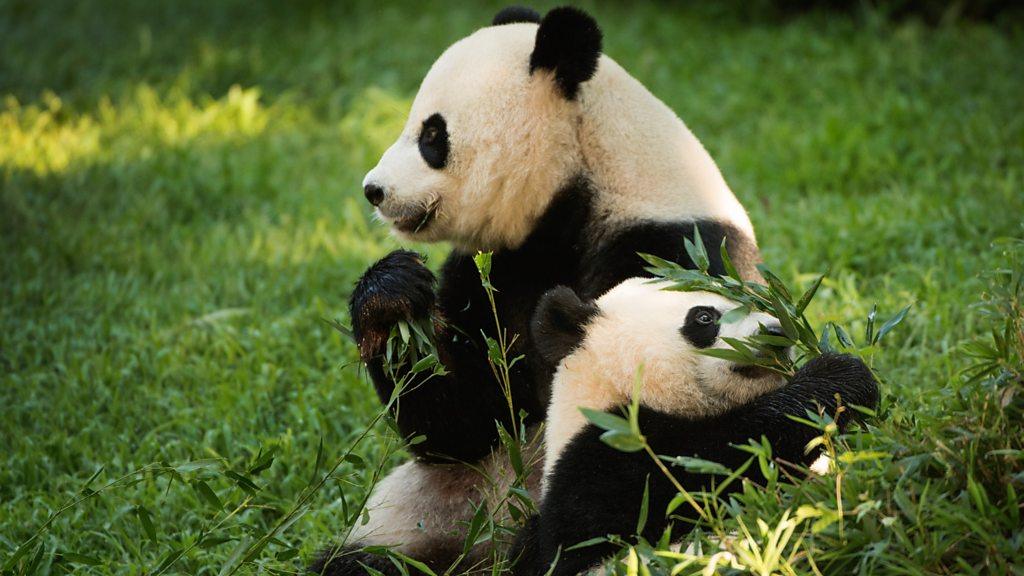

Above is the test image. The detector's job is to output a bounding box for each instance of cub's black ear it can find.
[529,6,603,100]
[492,6,541,26]
[531,286,600,366]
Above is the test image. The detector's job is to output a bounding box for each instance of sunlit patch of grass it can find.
[0,86,272,176]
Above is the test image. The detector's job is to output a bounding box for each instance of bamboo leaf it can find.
[661,455,731,475]
[833,324,855,349]
[819,323,834,353]
[796,272,826,315]
[580,408,631,435]
[758,266,793,302]
[135,505,157,542]
[248,449,275,476]
[684,226,710,273]
[174,459,221,474]
[747,334,797,348]
[497,425,524,478]
[192,480,223,510]
[344,453,365,469]
[769,290,799,340]
[720,305,750,325]
[719,237,741,281]
[876,304,912,343]
[865,304,878,344]
[565,537,609,551]
[410,354,438,374]
[696,347,757,364]
[599,430,646,453]
[61,553,102,566]
[389,551,439,576]
[224,470,260,495]
[311,436,324,485]
[636,476,650,535]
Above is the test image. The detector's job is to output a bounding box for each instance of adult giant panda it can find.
[513,280,880,576]
[315,5,762,575]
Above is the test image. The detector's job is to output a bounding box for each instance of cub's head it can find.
[361,6,602,250]
[532,278,791,417]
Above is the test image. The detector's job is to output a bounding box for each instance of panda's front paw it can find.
[350,250,436,359]
[797,353,880,413]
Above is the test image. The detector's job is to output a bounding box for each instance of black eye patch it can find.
[681,306,721,349]
[418,113,449,169]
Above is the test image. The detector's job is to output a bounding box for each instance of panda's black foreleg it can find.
[525,353,880,575]
[685,352,881,466]
[349,249,438,369]
[349,249,524,463]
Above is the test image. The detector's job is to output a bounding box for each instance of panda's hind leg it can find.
[310,429,545,575]
[310,460,474,574]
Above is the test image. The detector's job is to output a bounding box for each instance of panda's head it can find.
[532,279,791,417]
[361,6,602,250]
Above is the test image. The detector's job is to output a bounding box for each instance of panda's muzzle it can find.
[387,198,440,234]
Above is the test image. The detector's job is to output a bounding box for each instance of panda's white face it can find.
[568,279,787,412]
[362,24,580,251]
[541,279,789,478]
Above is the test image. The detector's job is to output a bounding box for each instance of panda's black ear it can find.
[531,286,600,366]
[529,6,603,100]
[492,6,541,26]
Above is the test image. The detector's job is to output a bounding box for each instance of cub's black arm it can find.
[515,353,879,576]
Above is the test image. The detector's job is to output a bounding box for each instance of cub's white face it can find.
[362,24,579,250]
[542,279,789,478]
[558,279,787,417]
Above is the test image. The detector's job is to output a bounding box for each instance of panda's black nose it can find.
[364,183,385,207]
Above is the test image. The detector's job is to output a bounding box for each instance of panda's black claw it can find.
[350,249,436,359]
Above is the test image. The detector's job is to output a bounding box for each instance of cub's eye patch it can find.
[419,113,449,169]
[681,306,721,348]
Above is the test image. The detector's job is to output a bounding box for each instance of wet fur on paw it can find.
[350,250,436,359]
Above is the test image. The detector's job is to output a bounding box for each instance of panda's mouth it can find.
[389,199,440,234]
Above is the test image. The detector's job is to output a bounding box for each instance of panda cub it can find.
[516,279,880,576]
[534,279,792,482]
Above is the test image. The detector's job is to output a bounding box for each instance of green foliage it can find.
[643,227,912,376]
[586,239,1024,574]
[1,1,1022,574]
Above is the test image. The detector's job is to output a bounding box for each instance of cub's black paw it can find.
[350,250,436,359]
[797,353,880,413]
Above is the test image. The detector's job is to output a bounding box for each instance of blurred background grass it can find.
[1,0,1022,574]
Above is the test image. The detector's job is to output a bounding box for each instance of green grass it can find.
[1,1,1022,574]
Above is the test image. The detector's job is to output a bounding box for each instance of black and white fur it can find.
[512,281,880,576]
[315,5,763,574]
